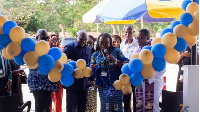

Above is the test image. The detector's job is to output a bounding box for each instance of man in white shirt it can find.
[120,25,138,59]
[120,25,138,112]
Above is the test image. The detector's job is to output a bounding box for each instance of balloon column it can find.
[0,16,77,87]
[113,0,199,94]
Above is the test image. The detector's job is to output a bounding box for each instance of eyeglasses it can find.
[135,36,147,40]
[79,38,87,41]
[50,38,58,41]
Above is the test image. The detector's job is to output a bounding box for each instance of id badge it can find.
[0,69,3,74]
[101,71,107,77]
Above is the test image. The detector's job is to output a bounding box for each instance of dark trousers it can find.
[0,77,9,96]
[33,90,52,112]
[123,85,136,112]
[66,90,88,112]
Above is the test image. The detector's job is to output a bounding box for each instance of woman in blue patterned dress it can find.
[90,33,129,112]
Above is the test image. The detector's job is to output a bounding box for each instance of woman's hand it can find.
[107,54,116,62]
[181,51,191,58]
[5,80,12,93]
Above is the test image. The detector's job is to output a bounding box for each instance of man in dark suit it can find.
[63,30,91,112]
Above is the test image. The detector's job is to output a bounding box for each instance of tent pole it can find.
[96,23,99,32]
[141,17,144,29]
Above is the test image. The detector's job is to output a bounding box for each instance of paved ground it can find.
[21,63,179,112]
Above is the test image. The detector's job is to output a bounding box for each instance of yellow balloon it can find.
[173,24,187,38]
[6,42,21,57]
[193,11,199,23]
[52,60,64,73]
[48,70,61,82]
[130,53,139,60]
[73,68,84,79]
[76,59,86,70]
[82,67,92,77]
[151,38,162,46]
[183,33,197,46]
[25,33,30,38]
[2,48,14,60]
[164,48,180,64]
[141,64,155,79]
[139,49,154,64]
[0,26,3,35]
[59,53,68,64]
[187,21,199,36]
[113,80,122,90]
[119,74,130,85]
[121,84,132,95]
[9,26,25,42]
[161,33,177,48]
[35,40,50,56]
[0,16,7,27]
[27,63,38,69]
[186,2,199,15]
[23,51,39,66]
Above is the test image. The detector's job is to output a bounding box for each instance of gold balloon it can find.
[130,53,139,60]
[2,48,14,60]
[27,63,38,69]
[25,33,30,38]
[59,53,68,64]
[186,2,199,15]
[6,42,21,57]
[164,48,180,64]
[193,11,199,23]
[0,16,7,27]
[173,24,187,38]
[151,38,162,46]
[82,67,92,77]
[121,84,132,95]
[48,70,61,82]
[161,33,177,48]
[76,59,86,70]
[119,74,130,85]
[187,21,199,36]
[23,51,39,66]
[113,80,122,90]
[183,33,197,46]
[0,26,3,35]
[141,64,155,79]
[35,40,50,56]
[73,68,84,79]
[52,60,64,73]
[139,49,154,64]
[10,26,25,42]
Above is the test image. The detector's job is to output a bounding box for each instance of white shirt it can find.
[120,38,138,59]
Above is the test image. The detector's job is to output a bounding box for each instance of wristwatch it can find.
[115,59,118,64]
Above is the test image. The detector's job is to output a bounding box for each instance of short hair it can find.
[125,25,133,31]
[139,29,150,37]
[88,35,95,42]
[76,30,87,37]
[36,29,48,36]
[111,35,122,43]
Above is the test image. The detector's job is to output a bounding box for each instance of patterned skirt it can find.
[98,87,123,112]
[86,86,97,112]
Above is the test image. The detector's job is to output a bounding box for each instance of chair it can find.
[0,95,31,112]
[161,90,183,112]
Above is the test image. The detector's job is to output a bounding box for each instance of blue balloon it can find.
[21,38,35,52]
[142,45,152,51]
[181,0,192,11]
[48,47,62,61]
[68,61,77,69]
[38,54,55,71]
[0,34,12,48]
[61,63,74,77]
[160,28,173,38]
[121,63,132,76]
[130,72,144,86]
[151,43,166,58]
[170,21,181,29]
[61,74,74,87]
[3,21,17,34]
[180,13,193,27]
[38,67,49,76]
[152,58,166,72]
[14,51,26,65]
[128,58,143,73]
[197,0,199,5]
[174,38,187,52]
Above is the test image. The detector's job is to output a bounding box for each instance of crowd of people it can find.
[0,25,192,112]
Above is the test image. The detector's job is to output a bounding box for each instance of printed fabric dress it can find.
[90,47,129,112]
